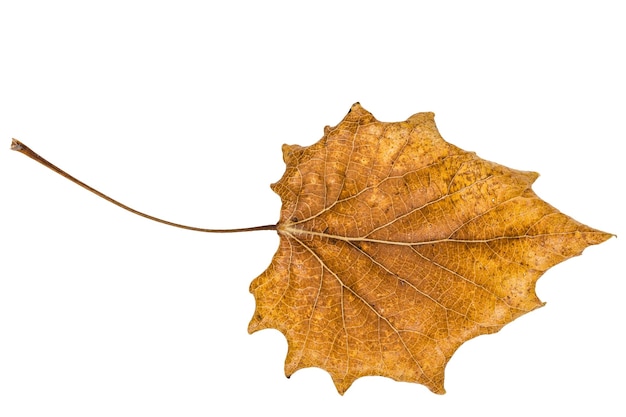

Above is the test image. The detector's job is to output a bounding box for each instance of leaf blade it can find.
[249,103,613,394]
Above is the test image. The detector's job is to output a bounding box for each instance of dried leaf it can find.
[248,103,612,394]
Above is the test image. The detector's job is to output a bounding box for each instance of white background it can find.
[1,1,623,416]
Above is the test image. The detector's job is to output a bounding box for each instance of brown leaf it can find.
[248,103,612,394]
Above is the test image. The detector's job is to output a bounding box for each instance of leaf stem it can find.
[10,139,277,233]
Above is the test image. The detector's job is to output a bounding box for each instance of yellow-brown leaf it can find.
[248,103,612,394]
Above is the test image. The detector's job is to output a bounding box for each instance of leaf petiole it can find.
[10,139,277,233]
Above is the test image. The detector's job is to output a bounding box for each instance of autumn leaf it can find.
[11,103,612,396]
[247,103,612,394]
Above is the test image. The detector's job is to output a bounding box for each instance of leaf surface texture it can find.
[248,103,612,394]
